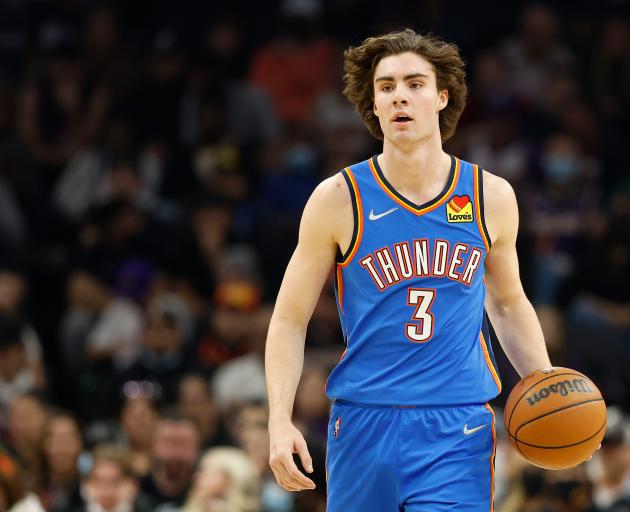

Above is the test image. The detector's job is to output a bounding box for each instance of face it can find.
[177,377,219,437]
[193,457,231,511]
[121,398,157,448]
[142,316,182,354]
[44,416,83,475]
[373,52,448,147]
[232,405,269,473]
[9,395,48,445]
[0,272,26,312]
[151,420,200,496]
[0,344,25,381]
[295,367,329,421]
[85,460,136,511]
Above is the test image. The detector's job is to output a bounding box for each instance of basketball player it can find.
[265,29,553,510]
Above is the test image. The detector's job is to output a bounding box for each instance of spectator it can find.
[0,445,45,512]
[6,393,48,492]
[61,270,143,372]
[293,364,329,439]
[17,32,110,173]
[249,0,335,124]
[114,293,195,410]
[587,407,630,510]
[119,397,158,479]
[140,411,201,510]
[0,315,42,419]
[0,268,46,390]
[523,133,600,305]
[70,443,150,512]
[177,374,232,449]
[211,305,269,414]
[500,3,575,107]
[39,411,84,512]
[181,447,261,512]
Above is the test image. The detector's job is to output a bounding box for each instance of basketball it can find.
[503,367,606,470]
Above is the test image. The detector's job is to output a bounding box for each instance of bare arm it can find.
[266,173,352,491]
[483,173,552,377]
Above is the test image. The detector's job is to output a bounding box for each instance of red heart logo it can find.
[450,195,470,210]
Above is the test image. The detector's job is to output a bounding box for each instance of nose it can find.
[392,85,408,105]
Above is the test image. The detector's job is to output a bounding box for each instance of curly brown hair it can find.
[343,29,467,143]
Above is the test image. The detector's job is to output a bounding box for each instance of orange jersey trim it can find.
[473,165,491,252]
[336,266,344,313]
[485,403,497,512]
[480,331,502,393]
[338,168,363,267]
[368,156,460,216]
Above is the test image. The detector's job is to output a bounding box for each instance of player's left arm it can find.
[483,171,552,377]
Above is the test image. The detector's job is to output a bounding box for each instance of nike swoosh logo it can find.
[369,207,398,221]
[463,423,487,435]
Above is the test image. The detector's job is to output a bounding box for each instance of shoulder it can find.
[481,169,519,244]
[302,171,353,223]
[298,171,353,248]
[482,170,517,210]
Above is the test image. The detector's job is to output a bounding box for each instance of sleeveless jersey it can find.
[325,155,502,406]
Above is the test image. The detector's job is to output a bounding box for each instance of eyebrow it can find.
[374,73,430,83]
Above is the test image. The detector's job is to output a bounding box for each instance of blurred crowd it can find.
[0,0,628,510]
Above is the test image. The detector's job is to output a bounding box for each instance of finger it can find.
[295,437,314,473]
[270,459,296,489]
[272,457,314,491]
[281,457,316,489]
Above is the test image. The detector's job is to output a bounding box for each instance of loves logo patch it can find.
[446,195,473,223]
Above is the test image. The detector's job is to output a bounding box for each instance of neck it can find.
[379,132,451,197]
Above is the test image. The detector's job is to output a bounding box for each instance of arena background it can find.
[0,0,628,510]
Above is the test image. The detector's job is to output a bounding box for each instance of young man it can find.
[265,29,552,511]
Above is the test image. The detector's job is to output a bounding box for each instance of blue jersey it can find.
[325,155,502,406]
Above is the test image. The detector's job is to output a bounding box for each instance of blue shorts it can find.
[326,400,496,511]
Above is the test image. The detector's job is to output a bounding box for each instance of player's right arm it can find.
[266,173,352,492]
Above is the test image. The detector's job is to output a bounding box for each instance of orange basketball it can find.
[503,367,606,470]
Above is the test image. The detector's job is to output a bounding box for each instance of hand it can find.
[268,420,316,492]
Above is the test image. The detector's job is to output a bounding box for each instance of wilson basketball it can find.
[504,367,606,470]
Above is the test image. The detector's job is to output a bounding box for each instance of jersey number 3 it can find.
[406,288,436,342]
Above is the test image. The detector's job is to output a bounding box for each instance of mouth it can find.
[391,114,413,124]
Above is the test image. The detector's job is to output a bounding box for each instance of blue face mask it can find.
[283,144,317,175]
[543,154,578,184]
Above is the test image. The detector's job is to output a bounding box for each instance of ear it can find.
[437,89,449,112]
[373,101,379,117]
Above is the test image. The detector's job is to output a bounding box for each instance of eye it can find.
[381,84,392,92]
[410,82,423,89]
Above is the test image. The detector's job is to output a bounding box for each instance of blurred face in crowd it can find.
[142,314,183,354]
[0,342,25,381]
[66,271,109,312]
[191,456,231,511]
[294,366,329,422]
[110,162,142,200]
[542,134,581,187]
[0,272,26,313]
[84,460,137,511]
[232,404,268,474]
[44,415,83,476]
[178,375,220,442]
[373,52,448,149]
[151,419,201,496]
[9,395,48,446]
[121,398,157,449]
[520,4,558,53]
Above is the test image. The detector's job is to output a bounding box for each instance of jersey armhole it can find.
[337,168,363,266]
[473,165,492,252]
